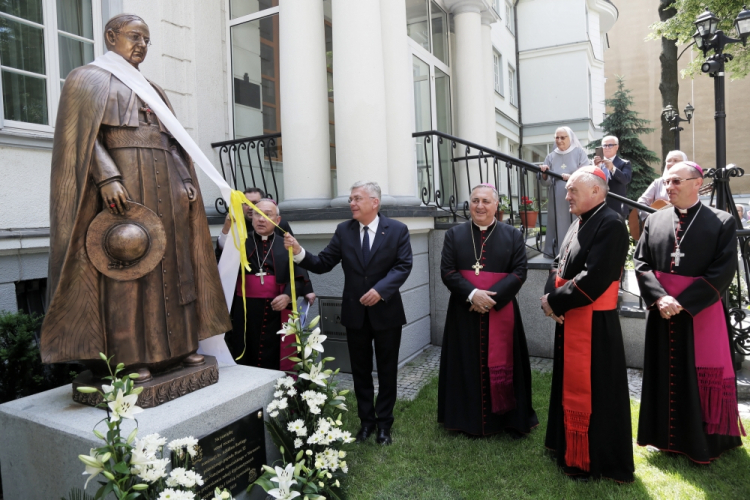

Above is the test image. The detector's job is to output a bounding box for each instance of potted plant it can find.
[519,196,538,228]
[497,194,511,221]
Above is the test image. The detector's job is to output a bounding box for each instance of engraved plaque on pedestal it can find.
[186,409,267,499]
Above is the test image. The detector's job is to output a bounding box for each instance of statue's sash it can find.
[654,272,745,437]
[91,51,238,311]
[459,270,516,414]
[555,276,619,472]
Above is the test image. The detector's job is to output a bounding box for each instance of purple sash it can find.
[460,270,516,414]
[655,272,745,437]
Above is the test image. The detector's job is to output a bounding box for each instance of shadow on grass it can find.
[342,371,664,499]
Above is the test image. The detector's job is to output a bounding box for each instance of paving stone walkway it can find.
[334,345,750,418]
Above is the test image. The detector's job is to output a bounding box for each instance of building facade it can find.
[0,0,617,360]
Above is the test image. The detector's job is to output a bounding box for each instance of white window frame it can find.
[585,3,589,39]
[0,0,104,136]
[493,50,504,96]
[224,1,280,139]
[493,0,502,18]
[508,64,517,107]
[505,1,515,34]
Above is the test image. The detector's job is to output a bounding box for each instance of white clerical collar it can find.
[472,220,495,231]
[676,199,701,214]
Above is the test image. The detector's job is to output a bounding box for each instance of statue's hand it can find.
[184,181,197,203]
[100,181,130,215]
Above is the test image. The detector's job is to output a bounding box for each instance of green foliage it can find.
[0,310,79,403]
[589,77,660,201]
[342,373,750,499]
[649,0,750,80]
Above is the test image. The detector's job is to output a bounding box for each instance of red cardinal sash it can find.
[654,272,745,437]
[236,274,295,371]
[555,276,619,472]
[459,270,516,414]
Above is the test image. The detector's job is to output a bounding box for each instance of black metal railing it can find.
[413,129,750,366]
[210,132,282,214]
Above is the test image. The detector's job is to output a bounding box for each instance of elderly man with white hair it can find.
[541,167,634,483]
[637,150,688,219]
[594,135,632,217]
[285,181,413,445]
[437,183,538,438]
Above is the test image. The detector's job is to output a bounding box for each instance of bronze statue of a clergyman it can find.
[41,13,231,407]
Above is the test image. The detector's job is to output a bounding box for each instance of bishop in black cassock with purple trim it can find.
[635,161,744,463]
[438,184,538,437]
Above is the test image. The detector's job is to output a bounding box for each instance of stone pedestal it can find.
[0,365,282,500]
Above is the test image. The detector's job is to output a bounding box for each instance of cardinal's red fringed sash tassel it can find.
[460,270,516,414]
[655,272,746,437]
[555,277,619,472]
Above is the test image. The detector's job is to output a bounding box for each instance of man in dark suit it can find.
[594,135,632,217]
[284,181,413,445]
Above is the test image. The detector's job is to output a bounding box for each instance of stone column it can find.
[380,0,421,206]
[330,0,394,206]
[278,0,331,209]
[481,11,497,151]
[445,0,491,201]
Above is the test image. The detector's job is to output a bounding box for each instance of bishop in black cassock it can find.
[635,161,744,463]
[542,167,634,483]
[438,184,538,437]
[217,200,311,369]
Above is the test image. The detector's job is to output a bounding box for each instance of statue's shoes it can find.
[133,367,152,384]
[183,353,205,366]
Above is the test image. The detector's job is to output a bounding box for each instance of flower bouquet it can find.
[251,313,354,500]
[74,354,234,500]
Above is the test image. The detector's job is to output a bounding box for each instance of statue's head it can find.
[104,14,150,69]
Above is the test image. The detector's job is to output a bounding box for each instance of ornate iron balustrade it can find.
[413,130,750,366]
[210,132,282,214]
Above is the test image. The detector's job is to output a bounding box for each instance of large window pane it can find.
[56,0,93,39]
[430,2,447,64]
[0,16,46,74]
[229,0,277,20]
[0,0,43,24]
[230,19,264,138]
[413,56,431,201]
[58,34,93,78]
[405,0,429,51]
[435,68,452,198]
[2,69,47,123]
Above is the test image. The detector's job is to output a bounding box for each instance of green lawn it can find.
[339,371,750,499]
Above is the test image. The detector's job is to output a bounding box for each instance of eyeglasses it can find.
[602,144,618,148]
[348,196,376,204]
[663,177,701,186]
[115,31,152,47]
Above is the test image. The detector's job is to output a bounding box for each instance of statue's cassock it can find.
[635,203,744,462]
[438,220,538,436]
[543,202,634,482]
[42,65,231,367]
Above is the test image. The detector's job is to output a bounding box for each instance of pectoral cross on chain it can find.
[255,269,267,285]
[140,106,154,125]
[472,261,483,276]
[671,246,685,267]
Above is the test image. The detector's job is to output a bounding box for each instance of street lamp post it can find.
[661,103,694,150]
[693,6,750,212]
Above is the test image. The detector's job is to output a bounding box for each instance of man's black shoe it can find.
[356,425,376,443]
[375,428,392,445]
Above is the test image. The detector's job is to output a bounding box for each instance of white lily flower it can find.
[303,329,327,358]
[101,384,116,401]
[267,485,300,500]
[270,462,296,485]
[107,389,143,422]
[298,362,329,387]
[277,323,296,339]
[80,448,106,488]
